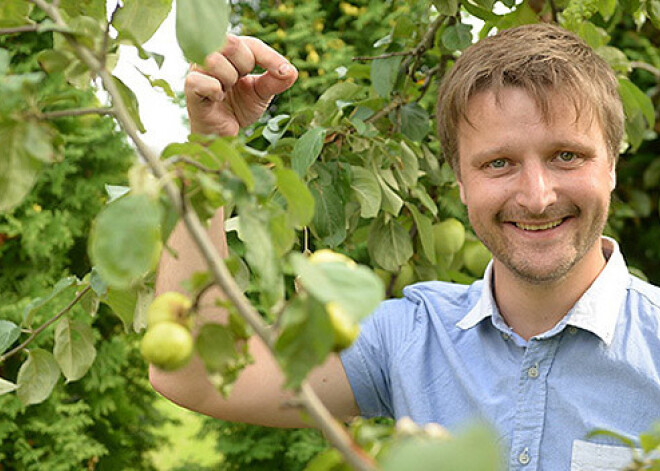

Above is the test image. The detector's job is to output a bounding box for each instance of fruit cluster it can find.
[140,292,195,371]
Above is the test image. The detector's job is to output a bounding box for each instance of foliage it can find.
[0,0,658,470]
[0,21,167,470]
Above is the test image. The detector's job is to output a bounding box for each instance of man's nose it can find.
[514,163,557,214]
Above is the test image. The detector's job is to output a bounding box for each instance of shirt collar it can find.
[456,237,630,346]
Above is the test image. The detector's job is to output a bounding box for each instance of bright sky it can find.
[111,6,188,153]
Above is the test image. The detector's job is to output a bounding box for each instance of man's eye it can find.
[557,151,578,162]
[487,159,508,169]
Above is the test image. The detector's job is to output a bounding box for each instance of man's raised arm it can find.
[148,35,359,428]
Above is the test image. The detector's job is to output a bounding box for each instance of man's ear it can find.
[609,163,616,192]
[458,180,467,204]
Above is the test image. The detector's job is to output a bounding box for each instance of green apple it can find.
[433,218,465,257]
[140,321,194,371]
[147,292,192,327]
[392,263,415,297]
[326,302,361,350]
[463,240,492,277]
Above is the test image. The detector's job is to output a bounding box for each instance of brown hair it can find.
[436,23,624,177]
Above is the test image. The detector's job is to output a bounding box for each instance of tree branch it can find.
[353,50,413,61]
[0,25,40,35]
[29,2,377,470]
[0,286,92,364]
[631,61,660,80]
[40,107,115,119]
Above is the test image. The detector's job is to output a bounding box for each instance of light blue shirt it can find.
[341,238,660,470]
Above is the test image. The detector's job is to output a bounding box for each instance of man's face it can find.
[457,87,615,284]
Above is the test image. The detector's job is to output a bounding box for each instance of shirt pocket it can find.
[571,439,637,471]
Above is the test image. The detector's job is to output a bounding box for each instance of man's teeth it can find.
[515,219,563,231]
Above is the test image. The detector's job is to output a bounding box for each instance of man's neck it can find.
[492,240,608,341]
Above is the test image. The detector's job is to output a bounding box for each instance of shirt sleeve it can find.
[340,297,415,419]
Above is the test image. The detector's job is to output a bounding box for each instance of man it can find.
[150,24,660,470]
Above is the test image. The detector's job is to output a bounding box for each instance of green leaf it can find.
[0,0,33,28]
[596,46,631,75]
[238,206,281,304]
[0,49,9,76]
[114,0,172,45]
[619,78,655,128]
[59,0,106,21]
[89,194,162,289]
[0,378,18,396]
[350,166,381,218]
[176,0,229,65]
[371,56,403,98]
[209,138,255,191]
[0,320,20,355]
[23,276,78,327]
[598,0,617,20]
[16,349,60,406]
[310,180,347,247]
[407,204,436,263]
[314,82,362,124]
[103,286,138,332]
[53,319,96,382]
[274,296,334,389]
[292,127,326,177]
[400,103,430,142]
[112,76,146,133]
[433,0,458,16]
[195,323,243,396]
[649,0,660,28]
[441,23,473,51]
[397,141,420,187]
[0,120,55,213]
[291,253,385,322]
[382,424,502,471]
[368,216,414,271]
[275,168,315,228]
[377,173,403,216]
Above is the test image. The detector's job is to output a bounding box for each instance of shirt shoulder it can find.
[627,276,660,313]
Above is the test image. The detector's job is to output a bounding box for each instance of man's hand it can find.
[185,35,298,137]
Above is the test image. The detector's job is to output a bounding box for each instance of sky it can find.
[111,6,189,153]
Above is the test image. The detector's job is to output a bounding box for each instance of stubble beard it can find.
[473,202,609,285]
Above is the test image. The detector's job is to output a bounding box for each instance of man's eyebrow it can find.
[467,141,598,163]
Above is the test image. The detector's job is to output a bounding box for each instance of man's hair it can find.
[436,23,624,177]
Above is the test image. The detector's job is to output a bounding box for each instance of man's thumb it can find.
[253,63,298,100]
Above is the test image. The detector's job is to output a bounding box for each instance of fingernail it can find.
[278,63,294,76]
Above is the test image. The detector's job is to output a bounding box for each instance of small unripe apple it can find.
[326,302,360,350]
[392,263,415,297]
[140,321,194,371]
[463,240,492,277]
[433,218,465,257]
[147,292,192,327]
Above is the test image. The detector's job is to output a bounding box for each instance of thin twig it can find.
[415,64,441,103]
[40,107,115,119]
[631,61,660,80]
[548,0,558,22]
[0,25,40,35]
[353,50,413,61]
[0,286,91,364]
[365,96,404,124]
[166,155,223,174]
[31,2,377,469]
[100,1,121,69]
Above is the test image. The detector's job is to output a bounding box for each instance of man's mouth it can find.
[514,218,565,231]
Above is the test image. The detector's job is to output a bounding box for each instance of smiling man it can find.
[150,24,660,470]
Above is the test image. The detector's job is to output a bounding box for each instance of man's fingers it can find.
[220,35,256,77]
[184,71,224,104]
[203,52,240,92]
[253,64,298,100]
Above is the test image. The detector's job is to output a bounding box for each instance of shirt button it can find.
[501,332,510,340]
[518,448,530,465]
[568,326,578,335]
[527,364,539,379]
